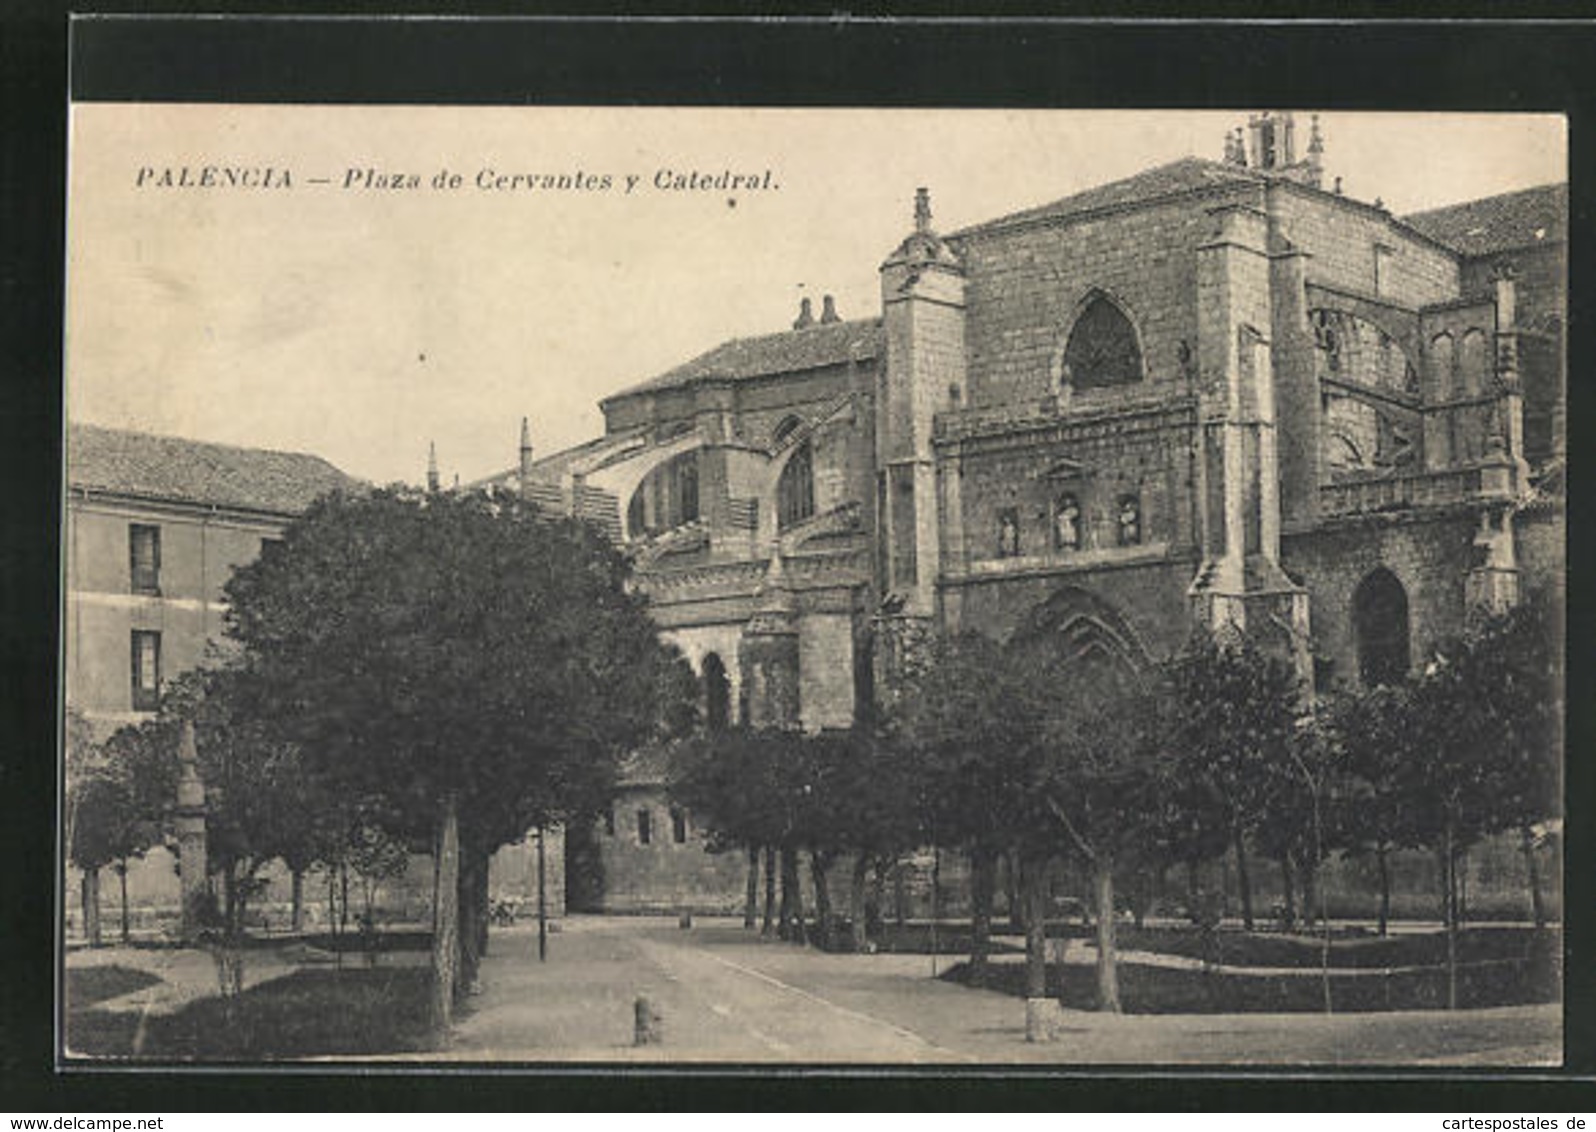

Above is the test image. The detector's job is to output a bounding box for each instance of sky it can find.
[66,107,1565,488]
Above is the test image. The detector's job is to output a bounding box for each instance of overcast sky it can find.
[66,107,1565,488]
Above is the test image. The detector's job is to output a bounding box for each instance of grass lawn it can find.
[941,926,1561,1013]
[65,965,161,1009]
[66,966,436,1060]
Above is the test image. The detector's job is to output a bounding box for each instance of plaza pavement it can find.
[440,915,1562,1067]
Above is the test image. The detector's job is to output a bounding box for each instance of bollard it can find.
[1024,997,1065,1043]
[678,912,693,930]
[634,994,663,1046]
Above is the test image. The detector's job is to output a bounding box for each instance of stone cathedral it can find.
[468,113,1565,913]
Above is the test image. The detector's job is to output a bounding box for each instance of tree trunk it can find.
[1093,853,1121,1014]
[849,856,870,953]
[222,865,239,940]
[1522,825,1546,929]
[743,847,759,930]
[1456,847,1469,926]
[1023,859,1048,1000]
[893,862,907,927]
[457,845,487,993]
[809,852,833,950]
[969,847,996,975]
[1232,825,1254,932]
[1443,820,1458,1011]
[761,846,776,937]
[1005,851,1024,933]
[340,860,350,932]
[1375,847,1390,938]
[291,868,305,934]
[780,847,806,944]
[431,793,461,1031]
[867,858,886,937]
[1280,854,1297,930]
[118,862,131,944]
[1301,854,1319,933]
[82,869,102,947]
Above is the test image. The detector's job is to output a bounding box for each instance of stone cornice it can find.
[936,396,1197,455]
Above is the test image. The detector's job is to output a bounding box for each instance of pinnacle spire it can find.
[427,441,440,493]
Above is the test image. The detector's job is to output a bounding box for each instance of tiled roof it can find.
[954,157,1264,237]
[68,423,362,515]
[1404,183,1567,258]
[603,317,882,402]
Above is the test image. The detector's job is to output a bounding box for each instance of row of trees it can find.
[670,599,1559,1014]
[68,487,698,1028]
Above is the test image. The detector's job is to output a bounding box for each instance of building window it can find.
[777,440,815,529]
[772,415,803,446]
[1054,494,1081,551]
[671,808,688,844]
[1062,294,1143,391]
[1353,568,1410,688]
[130,630,161,712]
[677,457,699,524]
[1116,495,1142,546]
[129,524,161,595]
[604,809,615,837]
[636,808,652,846]
[997,508,1021,558]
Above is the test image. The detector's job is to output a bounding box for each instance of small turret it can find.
[793,296,815,330]
[820,294,840,324]
[427,441,440,494]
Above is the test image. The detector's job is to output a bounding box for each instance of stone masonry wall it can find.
[953,187,1259,412]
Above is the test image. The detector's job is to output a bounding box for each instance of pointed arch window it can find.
[1353,568,1410,688]
[1063,294,1144,390]
[777,440,815,529]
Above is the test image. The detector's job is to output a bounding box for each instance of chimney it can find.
[820,295,840,324]
[914,187,932,234]
[793,296,815,329]
[427,441,440,493]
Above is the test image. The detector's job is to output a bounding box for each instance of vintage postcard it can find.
[62,103,1566,1066]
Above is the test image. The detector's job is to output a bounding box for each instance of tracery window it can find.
[1062,295,1143,391]
[777,440,815,529]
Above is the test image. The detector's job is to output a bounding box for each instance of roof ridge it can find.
[952,155,1262,238]
[69,420,346,468]
[1402,180,1567,221]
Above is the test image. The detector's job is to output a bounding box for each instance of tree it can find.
[224,487,693,1027]
[1166,632,1306,932]
[1324,685,1418,937]
[1028,655,1175,1014]
[69,718,180,945]
[885,632,1060,991]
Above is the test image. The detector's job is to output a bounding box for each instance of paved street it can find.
[442,915,1561,1066]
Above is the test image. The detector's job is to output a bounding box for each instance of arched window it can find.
[1053,493,1081,551]
[1459,328,1489,399]
[703,652,730,733]
[677,457,699,524]
[1353,568,1410,688]
[777,440,815,529]
[626,450,701,538]
[1062,295,1144,391]
[1115,494,1142,547]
